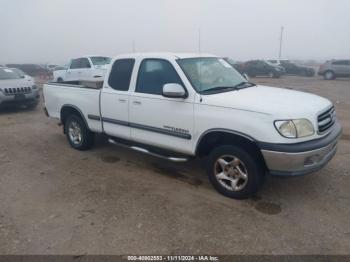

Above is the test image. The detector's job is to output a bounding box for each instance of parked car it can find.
[10,67,34,82]
[0,67,40,109]
[318,60,350,80]
[6,64,50,77]
[43,53,341,199]
[53,56,111,82]
[280,61,315,77]
[241,60,284,78]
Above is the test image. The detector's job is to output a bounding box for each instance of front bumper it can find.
[0,89,40,108]
[259,122,342,176]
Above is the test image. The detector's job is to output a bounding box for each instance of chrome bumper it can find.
[260,122,342,176]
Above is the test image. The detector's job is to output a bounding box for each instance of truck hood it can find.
[201,85,332,118]
[0,78,34,89]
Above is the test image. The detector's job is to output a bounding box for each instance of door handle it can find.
[133,101,142,105]
[118,98,126,103]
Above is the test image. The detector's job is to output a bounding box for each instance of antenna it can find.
[278,26,284,62]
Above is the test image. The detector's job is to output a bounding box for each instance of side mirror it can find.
[162,83,187,98]
[243,73,249,81]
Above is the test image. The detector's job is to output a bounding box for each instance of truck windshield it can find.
[0,68,21,80]
[90,57,111,66]
[177,57,249,94]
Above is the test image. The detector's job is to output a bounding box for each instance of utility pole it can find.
[278,26,284,62]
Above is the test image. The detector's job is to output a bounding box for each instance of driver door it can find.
[129,59,194,154]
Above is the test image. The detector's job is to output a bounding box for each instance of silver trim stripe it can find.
[88,114,192,140]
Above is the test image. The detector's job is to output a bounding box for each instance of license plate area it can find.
[14,94,25,100]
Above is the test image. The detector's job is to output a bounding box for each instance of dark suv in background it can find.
[241,60,284,78]
[280,61,315,77]
[318,60,350,80]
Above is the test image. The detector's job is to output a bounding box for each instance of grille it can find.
[3,87,32,96]
[318,106,336,133]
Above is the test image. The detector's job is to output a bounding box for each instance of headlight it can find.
[275,119,314,138]
[32,85,38,89]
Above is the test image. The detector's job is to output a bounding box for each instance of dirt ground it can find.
[0,75,349,255]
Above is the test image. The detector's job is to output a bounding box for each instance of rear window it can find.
[108,59,135,91]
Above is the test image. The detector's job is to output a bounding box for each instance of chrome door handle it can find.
[118,99,126,103]
[133,101,142,105]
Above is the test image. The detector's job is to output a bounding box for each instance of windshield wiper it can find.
[233,81,256,89]
[201,86,238,94]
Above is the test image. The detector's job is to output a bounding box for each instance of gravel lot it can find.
[0,76,349,255]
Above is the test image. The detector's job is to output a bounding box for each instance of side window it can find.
[332,60,347,65]
[80,58,91,68]
[108,59,135,91]
[70,59,80,69]
[136,59,183,95]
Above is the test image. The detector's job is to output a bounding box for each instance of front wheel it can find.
[64,114,94,150]
[324,71,335,80]
[207,145,265,199]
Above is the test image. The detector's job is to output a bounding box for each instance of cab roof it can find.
[113,52,217,60]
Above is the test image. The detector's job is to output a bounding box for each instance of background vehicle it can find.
[280,61,315,77]
[43,53,341,199]
[53,56,111,82]
[0,67,39,109]
[6,63,50,78]
[318,60,350,80]
[10,67,34,82]
[241,60,284,78]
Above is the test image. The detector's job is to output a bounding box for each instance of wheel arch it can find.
[195,129,267,169]
[60,104,89,133]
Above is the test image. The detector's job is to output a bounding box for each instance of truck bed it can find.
[43,81,103,133]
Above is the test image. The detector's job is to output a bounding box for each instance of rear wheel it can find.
[324,71,335,80]
[57,77,63,83]
[207,145,265,199]
[64,114,94,150]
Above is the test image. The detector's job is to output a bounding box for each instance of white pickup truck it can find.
[53,56,111,82]
[43,53,341,199]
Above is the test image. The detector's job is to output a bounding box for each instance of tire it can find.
[57,77,63,83]
[324,71,335,80]
[206,145,265,199]
[64,114,94,150]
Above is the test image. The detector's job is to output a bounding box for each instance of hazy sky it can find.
[1,0,349,64]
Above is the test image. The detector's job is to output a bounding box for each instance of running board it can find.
[108,139,189,162]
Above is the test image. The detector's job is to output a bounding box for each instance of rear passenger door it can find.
[100,59,135,140]
[129,59,194,154]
